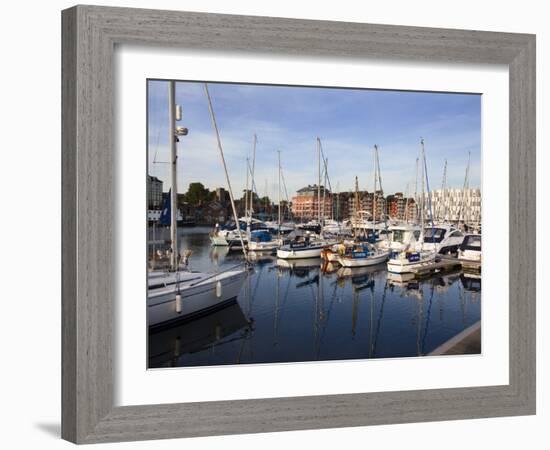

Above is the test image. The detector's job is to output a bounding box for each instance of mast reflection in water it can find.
[148,227,481,368]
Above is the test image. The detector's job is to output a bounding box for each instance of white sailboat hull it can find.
[248,240,281,252]
[337,251,389,267]
[277,244,325,259]
[148,269,247,328]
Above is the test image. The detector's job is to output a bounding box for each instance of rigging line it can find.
[203,83,248,261]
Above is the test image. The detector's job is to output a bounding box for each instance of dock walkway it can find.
[428,321,481,356]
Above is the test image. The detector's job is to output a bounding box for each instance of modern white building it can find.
[424,188,481,224]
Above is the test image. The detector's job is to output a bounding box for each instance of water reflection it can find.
[148,227,481,368]
[149,302,253,368]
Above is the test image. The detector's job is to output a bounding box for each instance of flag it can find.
[159,189,171,226]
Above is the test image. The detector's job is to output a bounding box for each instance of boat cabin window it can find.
[392,229,406,243]
[460,235,481,251]
[423,227,446,243]
[449,230,464,237]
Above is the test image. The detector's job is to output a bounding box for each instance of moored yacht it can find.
[421,224,465,255]
[378,223,421,252]
[337,242,390,267]
[148,267,248,329]
[148,81,248,329]
[387,249,437,273]
[458,233,481,268]
[276,231,328,259]
[247,229,282,253]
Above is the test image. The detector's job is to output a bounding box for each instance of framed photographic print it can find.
[62,5,536,444]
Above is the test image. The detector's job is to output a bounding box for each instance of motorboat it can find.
[421,224,466,255]
[386,249,437,274]
[378,224,421,252]
[458,233,481,269]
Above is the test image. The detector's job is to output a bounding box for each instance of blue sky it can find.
[147,80,480,201]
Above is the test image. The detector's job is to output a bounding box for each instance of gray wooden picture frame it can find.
[61,5,536,444]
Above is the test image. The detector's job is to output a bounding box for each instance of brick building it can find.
[291,185,333,220]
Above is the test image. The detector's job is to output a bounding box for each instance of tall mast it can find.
[250,134,257,217]
[420,140,425,231]
[404,182,410,223]
[438,159,448,222]
[414,157,419,223]
[375,145,387,232]
[245,157,249,220]
[372,145,377,225]
[354,176,360,237]
[336,181,340,222]
[323,158,328,222]
[168,81,179,271]
[278,150,282,231]
[458,151,471,225]
[317,137,321,226]
[264,178,268,216]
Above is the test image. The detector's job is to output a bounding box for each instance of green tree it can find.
[185,182,213,206]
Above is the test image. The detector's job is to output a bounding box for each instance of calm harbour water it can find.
[148,226,481,368]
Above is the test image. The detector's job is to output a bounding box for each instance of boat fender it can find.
[216,280,222,298]
[175,294,182,313]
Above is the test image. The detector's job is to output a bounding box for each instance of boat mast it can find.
[414,157,419,224]
[250,134,257,217]
[203,83,248,260]
[354,176,360,237]
[168,81,179,271]
[419,140,425,236]
[317,137,321,227]
[404,182,410,223]
[278,150,282,234]
[245,157,249,221]
[322,158,328,222]
[375,144,388,233]
[438,159,448,222]
[372,145,376,227]
[458,151,471,227]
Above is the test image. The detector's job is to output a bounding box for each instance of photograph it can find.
[146,79,482,368]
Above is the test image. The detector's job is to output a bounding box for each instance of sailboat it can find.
[336,146,390,267]
[277,138,331,259]
[387,139,438,274]
[148,81,247,329]
[248,149,285,252]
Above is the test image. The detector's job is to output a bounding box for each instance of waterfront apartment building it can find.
[291,185,333,220]
[425,188,481,224]
[346,190,389,221]
[386,193,418,222]
[147,175,163,209]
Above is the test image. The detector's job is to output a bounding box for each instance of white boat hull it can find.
[248,240,281,252]
[337,251,389,267]
[277,244,325,259]
[387,252,436,273]
[210,235,229,246]
[148,269,247,328]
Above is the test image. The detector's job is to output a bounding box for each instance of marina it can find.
[146,79,482,368]
[148,226,481,368]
